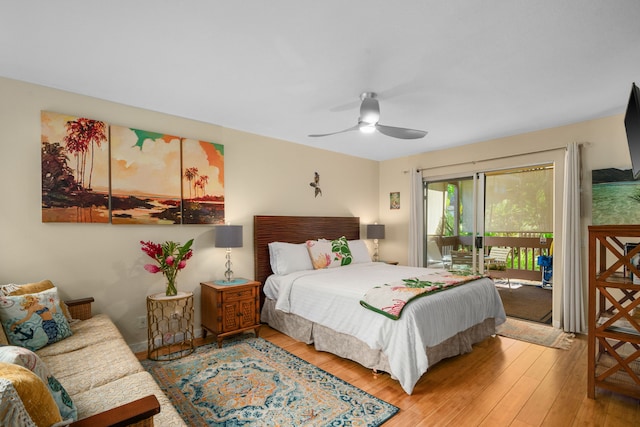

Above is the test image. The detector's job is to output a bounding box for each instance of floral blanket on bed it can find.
[359,270,482,320]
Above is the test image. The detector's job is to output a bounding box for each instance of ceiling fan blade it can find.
[375,124,427,139]
[308,124,360,138]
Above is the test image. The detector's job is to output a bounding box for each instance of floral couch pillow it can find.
[0,345,77,422]
[306,236,353,269]
[0,287,73,351]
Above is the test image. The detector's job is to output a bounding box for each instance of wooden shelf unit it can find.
[588,225,640,399]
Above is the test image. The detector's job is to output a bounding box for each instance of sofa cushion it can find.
[35,314,124,357]
[0,345,77,422]
[38,336,144,396]
[72,371,186,426]
[0,287,73,351]
[0,362,63,426]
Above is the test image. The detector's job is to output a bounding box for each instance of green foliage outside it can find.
[428,174,553,271]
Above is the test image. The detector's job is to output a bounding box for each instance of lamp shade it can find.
[367,224,385,240]
[215,225,243,248]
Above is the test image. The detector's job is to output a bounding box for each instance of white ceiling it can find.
[2,1,640,161]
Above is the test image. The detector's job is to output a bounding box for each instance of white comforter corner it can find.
[264,262,506,394]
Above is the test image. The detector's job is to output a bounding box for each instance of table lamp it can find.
[214,224,246,285]
[367,223,385,262]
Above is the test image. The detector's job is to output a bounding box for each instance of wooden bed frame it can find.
[253,214,497,393]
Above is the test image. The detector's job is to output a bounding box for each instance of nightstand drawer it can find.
[224,288,254,301]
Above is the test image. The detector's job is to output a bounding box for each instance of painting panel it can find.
[592,168,640,225]
[182,139,225,224]
[41,111,110,223]
[110,125,182,224]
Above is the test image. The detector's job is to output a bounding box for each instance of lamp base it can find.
[213,278,248,286]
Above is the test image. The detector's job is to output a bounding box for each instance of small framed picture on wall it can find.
[390,192,400,210]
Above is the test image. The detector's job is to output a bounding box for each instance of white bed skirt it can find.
[261,297,497,381]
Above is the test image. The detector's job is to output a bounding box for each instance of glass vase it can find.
[166,277,177,296]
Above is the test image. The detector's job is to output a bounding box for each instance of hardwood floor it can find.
[137,325,640,426]
[257,325,639,426]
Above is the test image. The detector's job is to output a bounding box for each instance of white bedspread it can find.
[264,262,506,394]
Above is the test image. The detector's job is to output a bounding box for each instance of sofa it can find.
[0,280,186,426]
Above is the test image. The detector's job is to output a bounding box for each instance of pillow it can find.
[0,287,73,351]
[1,280,73,322]
[268,242,313,275]
[0,362,63,427]
[0,283,21,296]
[306,236,353,269]
[0,346,77,422]
[3,280,55,296]
[348,240,372,264]
[0,378,36,427]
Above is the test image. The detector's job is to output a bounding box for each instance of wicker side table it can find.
[146,291,194,361]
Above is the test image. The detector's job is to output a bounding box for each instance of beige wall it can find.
[379,114,631,329]
[0,75,631,344]
[0,77,379,350]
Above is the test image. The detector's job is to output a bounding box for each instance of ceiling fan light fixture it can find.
[359,122,376,134]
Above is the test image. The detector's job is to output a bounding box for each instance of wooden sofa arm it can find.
[65,297,95,320]
[69,394,160,427]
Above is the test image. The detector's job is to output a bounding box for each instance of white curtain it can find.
[409,170,424,267]
[562,142,586,333]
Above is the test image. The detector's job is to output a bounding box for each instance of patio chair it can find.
[486,246,511,288]
[450,250,474,269]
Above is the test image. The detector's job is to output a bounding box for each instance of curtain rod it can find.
[404,144,574,174]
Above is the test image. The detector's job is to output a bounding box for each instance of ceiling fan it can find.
[308,92,427,140]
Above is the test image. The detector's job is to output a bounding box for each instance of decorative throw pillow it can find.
[0,346,77,422]
[4,280,55,296]
[0,287,73,351]
[306,236,353,269]
[348,240,372,264]
[0,377,37,427]
[0,283,21,296]
[0,362,63,427]
[1,280,73,322]
[268,242,314,275]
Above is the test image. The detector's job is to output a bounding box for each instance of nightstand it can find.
[200,280,261,348]
[146,291,194,361]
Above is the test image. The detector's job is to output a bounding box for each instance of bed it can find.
[254,215,506,394]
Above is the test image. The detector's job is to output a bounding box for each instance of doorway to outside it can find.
[424,164,554,324]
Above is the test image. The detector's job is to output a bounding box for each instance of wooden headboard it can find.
[253,215,360,287]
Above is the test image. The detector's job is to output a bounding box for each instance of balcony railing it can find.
[429,235,553,282]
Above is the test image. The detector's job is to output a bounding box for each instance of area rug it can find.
[496,317,574,350]
[142,337,398,426]
[495,281,552,324]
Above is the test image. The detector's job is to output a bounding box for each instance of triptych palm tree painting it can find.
[41,111,225,224]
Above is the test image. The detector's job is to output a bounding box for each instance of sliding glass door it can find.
[425,175,484,271]
[483,166,554,282]
[425,165,554,281]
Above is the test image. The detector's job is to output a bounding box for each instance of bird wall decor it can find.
[310,172,322,197]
